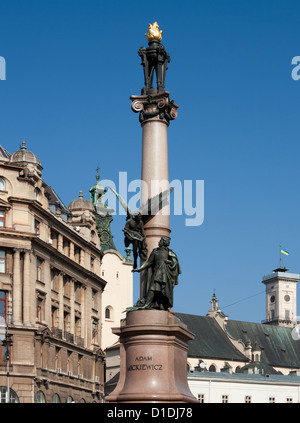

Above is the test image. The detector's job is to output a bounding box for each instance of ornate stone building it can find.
[0,142,106,403]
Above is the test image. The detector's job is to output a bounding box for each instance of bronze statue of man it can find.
[123,213,147,269]
[132,236,181,311]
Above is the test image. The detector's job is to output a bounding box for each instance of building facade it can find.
[0,142,106,403]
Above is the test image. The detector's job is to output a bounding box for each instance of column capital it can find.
[130,91,178,126]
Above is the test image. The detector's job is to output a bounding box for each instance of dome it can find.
[10,141,41,166]
[68,190,94,212]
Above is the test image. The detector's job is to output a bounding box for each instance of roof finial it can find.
[79,190,83,198]
[96,165,100,182]
[21,141,27,151]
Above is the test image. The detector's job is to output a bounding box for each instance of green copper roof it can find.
[176,312,300,371]
[176,313,247,362]
[226,320,300,369]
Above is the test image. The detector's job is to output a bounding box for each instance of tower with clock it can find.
[262,266,299,327]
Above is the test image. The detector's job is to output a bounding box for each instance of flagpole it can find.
[280,243,282,268]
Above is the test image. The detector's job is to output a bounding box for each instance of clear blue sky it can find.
[1,0,300,323]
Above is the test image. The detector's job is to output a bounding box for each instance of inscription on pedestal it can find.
[127,356,163,371]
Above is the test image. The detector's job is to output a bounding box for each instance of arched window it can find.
[51,393,61,403]
[105,306,113,320]
[0,178,5,191]
[209,364,216,372]
[0,387,19,403]
[34,188,39,200]
[35,390,46,403]
[66,396,74,403]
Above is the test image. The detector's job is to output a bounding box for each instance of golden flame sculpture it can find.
[145,22,162,42]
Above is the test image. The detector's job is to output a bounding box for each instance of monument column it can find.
[106,23,196,404]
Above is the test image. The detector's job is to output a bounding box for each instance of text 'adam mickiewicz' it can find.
[128,364,163,371]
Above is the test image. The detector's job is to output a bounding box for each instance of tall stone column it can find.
[13,249,22,325]
[131,92,178,257]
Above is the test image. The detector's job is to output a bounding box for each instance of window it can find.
[34,219,40,235]
[0,387,19,403]
[63,276,70,297]
[92,289,98,310]
[51,306,58,329]
[286,397,293,403]
[0,291,6,322]
[0,178,5,191]
[51,268,59,291]
[52,393,61,403]
[222,395,229,403]
[75,317,81,339]
[209,364,216,372]
[36,296,44,321]
[92,320,98,344]
[74,282,81,303]
[198,394,205,403]
[90,256,95,272]
[78,354,83,375]
[63,237,70,256]
[34,188,39,200]
[269,397,275,403]
[55,347,61,370]
[67,351,73,374]
[0,251,5,273]
[105,307,110,319]
[64,312,70,333]
[35,390,46,403]
[245,395,252,403]
[36,258,42,281]
[285,309,290,320]
[0,211,5,228]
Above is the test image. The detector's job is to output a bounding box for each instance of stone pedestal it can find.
[105,309,197,403]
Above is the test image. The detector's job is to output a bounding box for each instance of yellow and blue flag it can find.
[281,248,289,256]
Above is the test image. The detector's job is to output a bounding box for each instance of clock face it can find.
[284,294,291,302]
[270,295,275,303]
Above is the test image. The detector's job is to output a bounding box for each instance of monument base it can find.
[105,309,197,403]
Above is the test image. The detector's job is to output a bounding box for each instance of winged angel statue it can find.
[108,186,173,269]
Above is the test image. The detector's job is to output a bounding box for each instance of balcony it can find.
[52,327,62,339]
[63,332,74,344]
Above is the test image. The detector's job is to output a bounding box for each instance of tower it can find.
[262,267,299,327]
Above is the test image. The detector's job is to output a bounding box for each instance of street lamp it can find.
[2,327,13,403]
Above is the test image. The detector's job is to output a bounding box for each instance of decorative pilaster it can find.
[58,272,64,330]
[23,250,31,326]
[12,248,22,325]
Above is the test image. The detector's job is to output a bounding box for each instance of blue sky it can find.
[1,0,300,323]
